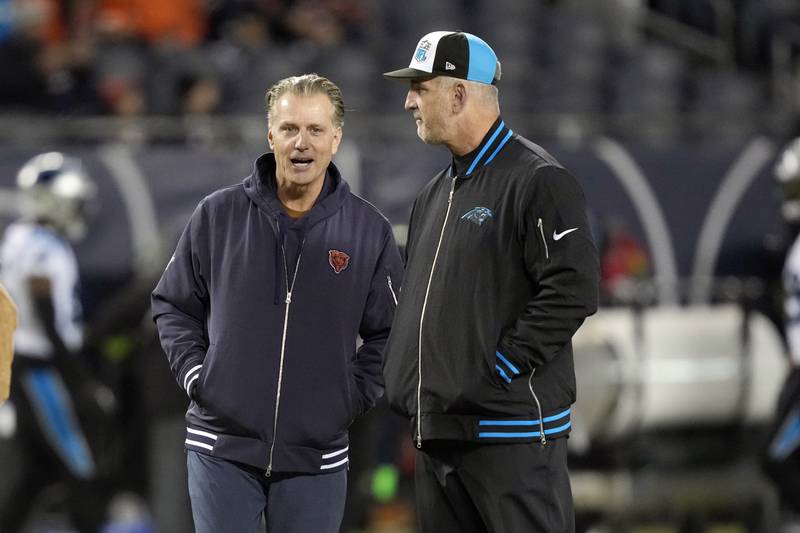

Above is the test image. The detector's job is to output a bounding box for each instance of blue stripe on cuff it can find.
[543,408,571,423]
[479,408,572,426]
[495,351,519,374]
[478,420,572,439]
[495,365,512,383]
[479,419,536,426]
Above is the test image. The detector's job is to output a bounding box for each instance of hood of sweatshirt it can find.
[242,152,351,304]
[242,152,349,228]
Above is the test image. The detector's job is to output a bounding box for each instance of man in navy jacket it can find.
[152,74,403,533]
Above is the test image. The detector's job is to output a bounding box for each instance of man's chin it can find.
[286,168,324,186]
[417,130,440,145]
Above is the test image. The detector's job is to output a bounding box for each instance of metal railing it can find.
[0,109,785,146]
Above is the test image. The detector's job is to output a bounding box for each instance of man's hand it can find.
[0,282,17,404]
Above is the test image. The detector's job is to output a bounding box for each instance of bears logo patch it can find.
[328,249,350,274]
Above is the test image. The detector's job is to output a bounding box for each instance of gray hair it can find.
[265,74,345,128]
[465,79,499,109]
[439,76,499,111]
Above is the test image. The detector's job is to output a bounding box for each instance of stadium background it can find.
[0,0,798,532]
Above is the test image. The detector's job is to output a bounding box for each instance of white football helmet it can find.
[17,152,97,241]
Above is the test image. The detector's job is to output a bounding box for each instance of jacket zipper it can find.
[266,238,305,476]
[537,218,549,260]
[416,176,458,448]
[527,370,547,446]
[387,274,398,306]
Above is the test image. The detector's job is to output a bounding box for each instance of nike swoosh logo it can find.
[552,228,578,241]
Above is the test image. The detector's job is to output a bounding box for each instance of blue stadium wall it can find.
[0,138,784,317]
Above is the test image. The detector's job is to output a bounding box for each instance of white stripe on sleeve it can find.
[322,445,349,459]
[187,427,218,441]
[320,457,349,470]
[185,439,214,451]
[183,364,203,390]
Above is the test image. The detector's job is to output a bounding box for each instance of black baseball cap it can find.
[383,31,502,85]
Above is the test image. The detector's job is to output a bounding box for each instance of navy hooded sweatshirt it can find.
[152,153,403,475]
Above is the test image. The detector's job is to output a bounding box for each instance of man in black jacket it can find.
[152,74,403,533]
[383,32,600,533]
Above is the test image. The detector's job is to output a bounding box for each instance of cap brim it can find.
[382,67,436,80]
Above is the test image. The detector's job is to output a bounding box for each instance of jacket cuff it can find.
[494,349,523,383]
[181,362,203,399]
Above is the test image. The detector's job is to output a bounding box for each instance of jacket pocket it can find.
[347,374,361,424]
[192,343,214,406]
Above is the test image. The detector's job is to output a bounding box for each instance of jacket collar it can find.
[450,117,514,178]
[243,153,349,227]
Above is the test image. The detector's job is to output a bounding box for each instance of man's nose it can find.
[404,92,417,111]
[294,131,309,149]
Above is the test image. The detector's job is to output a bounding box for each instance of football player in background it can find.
[765,138,800,530]
[0,152,110,532]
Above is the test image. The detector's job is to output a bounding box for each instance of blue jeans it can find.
[187,450,347,533]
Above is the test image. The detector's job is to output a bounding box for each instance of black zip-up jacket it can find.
[383,118,599,446]
[152,154,403,474]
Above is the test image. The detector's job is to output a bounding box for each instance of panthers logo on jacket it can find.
[461,206,493,226]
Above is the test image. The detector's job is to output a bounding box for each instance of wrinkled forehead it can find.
[409,76,450,92]
[270,92,337,125]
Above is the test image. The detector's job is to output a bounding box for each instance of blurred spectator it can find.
[280,0,366,47]
[93,40,148,116]
[91,0,220,116]
[0,0,95,113]
[178,74,221,115]
[206,0,282,42]
[208,6,306,115]
[600,218,651,304]
[94,0,207,48]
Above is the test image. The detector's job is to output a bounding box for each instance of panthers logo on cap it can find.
[328,249,350,274]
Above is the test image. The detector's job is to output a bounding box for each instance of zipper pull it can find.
[540,435,547,447]
[416,435,422,449]
[387,275,398,306]
[448,176,457,204]
[285,292,292,304]
[537,218,550,260]
[265,466,272,477]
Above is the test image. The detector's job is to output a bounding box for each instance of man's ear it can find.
[452,82,467,113]
[267,127,274,150]
[331,126,342,155]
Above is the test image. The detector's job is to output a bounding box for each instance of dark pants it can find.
[187,450,347,533]
[0,360,105,533]
[415,438,574,533]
